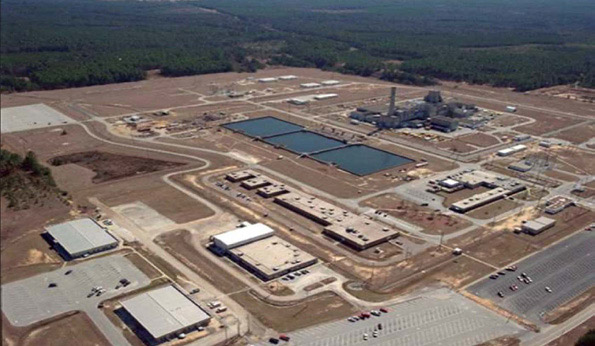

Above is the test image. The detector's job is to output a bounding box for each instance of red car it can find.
[379,307,388,313]
[279,334,290,342]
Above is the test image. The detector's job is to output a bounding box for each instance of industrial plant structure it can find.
[350,88,477,132]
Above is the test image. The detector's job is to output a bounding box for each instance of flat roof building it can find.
[275,191,400,250]
[300,82,321,89]
[450,187,512,213]
[522,217,556,235]
[45,218,118,259]
[279,75,297,80]
[545,196,574,215]
[314,93,338,100]
[225,170,257,182]
[258,77,278,83]
[497,144,527,157]
[321,80,340,86]
[439,178,462,189]
[212,223,274,251]
[257,184,289,198]
[228,235,317,281]
[323,218,399,251]
[120,285,210,343]
[241,177,272,190]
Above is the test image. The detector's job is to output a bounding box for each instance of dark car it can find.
[65,270,73,275]
[489,274,499,279]
[48,283,57,288]
[269,337,279,344]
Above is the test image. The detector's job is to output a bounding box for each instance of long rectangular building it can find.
[450,187,512,213]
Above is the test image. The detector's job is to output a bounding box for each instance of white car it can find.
[363,333,369,340]
[373,331,379,338]
[545,287,552,293]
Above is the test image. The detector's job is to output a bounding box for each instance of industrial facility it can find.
[229,235,317,281]
[211,223,317,281]
[349,88,476,132]
[119,285,211,343]
[45,218,118,259]
[275,191,400,250]
[439,170,526,213]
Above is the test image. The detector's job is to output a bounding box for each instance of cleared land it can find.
[21,312,110,346]
[361,194,472,235]
[49,151,185,183]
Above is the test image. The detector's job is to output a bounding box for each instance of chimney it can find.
[388,87,396,116]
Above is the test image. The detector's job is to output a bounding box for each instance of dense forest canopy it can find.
[1,0,594,92]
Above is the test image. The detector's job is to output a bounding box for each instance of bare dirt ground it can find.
[447,206,593,268]
[343,253,493,302]
[545,316,595,346]
[21,311,110,346]
[456,133,501,147]
[490,114,531,127]
[49,151,185,183]
[0,231,63,284]
[361,194,472,235]
[550,122,595,144]
[2,311,109,346]
[447,227,539,268]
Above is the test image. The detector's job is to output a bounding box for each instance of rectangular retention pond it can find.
[223,117,414,176]
[265,131,346,154]
[222,116,303,138]
[312,145,414,176]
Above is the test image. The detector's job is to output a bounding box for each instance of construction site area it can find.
[1,67,594,346]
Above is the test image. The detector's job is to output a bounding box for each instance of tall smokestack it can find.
[388,87,396,116]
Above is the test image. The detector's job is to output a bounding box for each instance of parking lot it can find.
[1,254,151,345]
[271,289,524,346]
[469,231,594,323]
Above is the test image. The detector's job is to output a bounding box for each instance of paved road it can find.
[269,289,525,346]
[1,254,150,345]
[468,231,595,324]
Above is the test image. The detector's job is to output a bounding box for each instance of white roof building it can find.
[321,80,340,86]
[258,77,278,83]
[121,285,210,340]
[300,82,321,88]
[212,223,274,251]
[279,75,297,80]
[314,93,338,100]
[46,218,118,258]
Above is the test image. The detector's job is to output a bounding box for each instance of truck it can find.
[506,106,517,113]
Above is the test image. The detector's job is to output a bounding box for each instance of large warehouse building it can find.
[211,223,275,251]
[45,218,118,259]
[120,285,211,343]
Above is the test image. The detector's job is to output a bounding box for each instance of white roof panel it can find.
[212,223,274,249]
[121,286,210,339]
[46,218,117,255]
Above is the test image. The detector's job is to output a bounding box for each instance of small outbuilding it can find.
[522,217,556,235]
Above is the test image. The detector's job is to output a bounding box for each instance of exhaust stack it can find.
[388,87,396,116]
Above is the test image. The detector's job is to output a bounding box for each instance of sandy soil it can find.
[361,194,472,235]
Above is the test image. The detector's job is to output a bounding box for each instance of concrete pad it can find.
[113,201,175,233]
[1,104,76,133]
